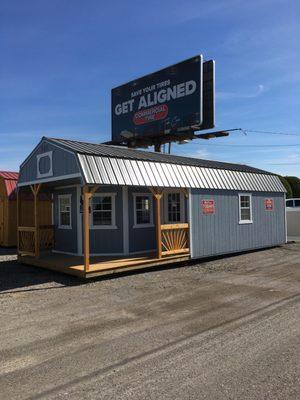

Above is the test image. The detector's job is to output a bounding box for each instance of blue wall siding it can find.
[128,187,156,253]
[19,140,80,184]
[190,189,286,259]
[53,188,78,254]
[89,186,124,254]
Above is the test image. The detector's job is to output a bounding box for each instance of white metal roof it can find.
[78,154,285,192]
[18,137,286,192]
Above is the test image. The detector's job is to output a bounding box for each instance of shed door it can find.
[163,191,185,223]
[0,197,4,245]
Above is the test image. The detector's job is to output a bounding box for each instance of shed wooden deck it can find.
[18,252,190,278]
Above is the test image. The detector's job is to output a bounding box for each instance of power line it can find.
[193,143,300,147]
[268,163,300,166]
[242,129,300,136]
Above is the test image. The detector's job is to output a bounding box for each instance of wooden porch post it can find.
[83,185,100,273]
[83,185,90,272]
[150,188,163,259]
[155,194,162,259]
[30,183,41,259]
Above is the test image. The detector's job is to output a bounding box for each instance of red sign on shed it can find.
[265,198,274,211]
[202,199,215,215]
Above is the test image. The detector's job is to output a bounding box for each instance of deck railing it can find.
[161,223,189,256]
[18,225,54,257]
[18,227,36,256]
[39,225,55,251]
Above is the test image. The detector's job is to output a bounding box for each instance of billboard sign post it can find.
[112,56,203,144]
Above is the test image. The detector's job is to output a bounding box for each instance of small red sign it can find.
[265,198,274,211]
[202,199,215,215]
[133,104,168,125]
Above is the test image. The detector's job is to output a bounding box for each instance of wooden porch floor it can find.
[18,251,190,278]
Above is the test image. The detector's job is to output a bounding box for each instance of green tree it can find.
[285,176,300,198]
[278,176,293,198]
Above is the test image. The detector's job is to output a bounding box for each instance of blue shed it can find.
[17,137,286,278]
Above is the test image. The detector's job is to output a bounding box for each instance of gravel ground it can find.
[0,243,299,399]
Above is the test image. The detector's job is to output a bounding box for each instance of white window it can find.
[37,151,53,178]
[239,193,253,224]
[286,199,300,208]
[58,194,72,229]
[91,193,117,229]
[133,194,153,228]
[164,191,184,223]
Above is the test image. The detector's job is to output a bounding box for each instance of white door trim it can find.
[77,185,83,255]
[122,186,129,254]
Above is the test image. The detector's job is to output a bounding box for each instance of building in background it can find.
[0,171,19,247]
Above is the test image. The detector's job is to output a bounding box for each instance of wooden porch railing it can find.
[39,225,55,251]
[161,223,189,256]
[18,227,36,256]
[18,225,54,257]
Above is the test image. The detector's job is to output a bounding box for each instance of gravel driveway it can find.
[0,243,299,399]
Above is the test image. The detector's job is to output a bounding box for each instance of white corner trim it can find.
[123,187,129,254]
[37,151,53,178]
[284,193,287,244]
[188,188,193,258]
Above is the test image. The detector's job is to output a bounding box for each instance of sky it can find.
[1,0,300,176]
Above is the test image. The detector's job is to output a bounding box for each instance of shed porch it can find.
[18,251,190,278]
[17,182,191,278]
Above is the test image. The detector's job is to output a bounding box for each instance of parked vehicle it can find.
[286,198,300,208]
[286,198,300,240]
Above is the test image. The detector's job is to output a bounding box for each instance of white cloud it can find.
[174,146,212,160]
[217,84,267,101]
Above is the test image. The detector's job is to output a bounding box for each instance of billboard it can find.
[111,55,203,143]
[201,60,215,130]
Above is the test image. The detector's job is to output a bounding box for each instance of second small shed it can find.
[0,171,19,246]
[0,171,52,247]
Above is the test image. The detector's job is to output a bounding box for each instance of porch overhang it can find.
[77,154,285,193]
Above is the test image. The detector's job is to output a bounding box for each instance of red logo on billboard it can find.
[133,104,168,125]
[265,198,273,211]
[202,199,215,215]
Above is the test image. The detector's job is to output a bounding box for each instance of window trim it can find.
[37,151,53,178]
[90,193,117,230]
[133,193,154,228]
[238,193,253,224]
[58,194,72,229]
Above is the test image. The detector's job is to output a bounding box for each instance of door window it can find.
[167,192,182,223]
